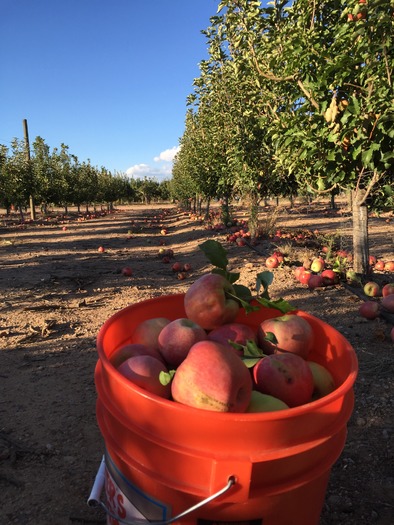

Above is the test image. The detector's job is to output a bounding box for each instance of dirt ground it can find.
[0,201,393,525]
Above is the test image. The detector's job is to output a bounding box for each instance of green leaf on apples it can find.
[159,369,176,386]
[226,290,260,313]
[256,296,295,314]
[199,240,228,270]
[255,271,274,299]
[239,340,267,368]
[264,331,278,345]
[233,283,253,302]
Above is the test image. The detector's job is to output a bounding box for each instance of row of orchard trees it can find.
[0,137,171,215]
[172,0,393,273]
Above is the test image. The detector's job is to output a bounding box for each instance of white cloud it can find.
[154,146,180,163]
[126,146,180,181]
[126,163,171,181]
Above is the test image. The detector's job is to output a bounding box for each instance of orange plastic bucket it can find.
[95,294,358,525]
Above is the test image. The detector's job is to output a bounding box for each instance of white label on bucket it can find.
[105,467,147,525]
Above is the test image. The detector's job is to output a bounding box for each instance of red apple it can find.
[308,274,324,290]
[385,261,394,272]
[273,251,284,263]
[363,281,381,297]
[381,295,394,313]
[358,300,380,320]
[158,318,207,367]
[171,340,252,412]
[294,266,305,282]
[310,257,325,273]
[177,272,186,280]
[131,317,171,351]
[207,322,257,355]
[374,260,385,271]
[299,270,313,286]
[257,314,314,360]
[110,343,163,368]
[321,269,339,286]
[121,266,133,277]
[98,246,105,253]
[171,262,182,272]
[184,273,240,330]
[117,355,172,398]
[183,263,192,272]
[307,361,336,400]
[369,255,377,266]
[253,353,314,408]
[265,256,279,269]
[382,283,394,297]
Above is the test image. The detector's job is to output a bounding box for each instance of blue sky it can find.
[0,0,220,181]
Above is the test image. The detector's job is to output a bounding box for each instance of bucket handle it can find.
[88,455,236,525]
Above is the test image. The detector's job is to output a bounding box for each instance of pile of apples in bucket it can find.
[111,241,336,413]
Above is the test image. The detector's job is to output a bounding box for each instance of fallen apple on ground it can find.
[310,257,325,273]
[385,261,394,272]
[121,266,133,277]
[246,391,289,412]
[358,300,380,320]
[381,294,394,313]
[171,340,252,412]
[265,256,279,269]
[294,266,305,282]
[321,269,339,286]
[364,281,381,297]
[171,262,182,272]
[257,314,314,360]
[298,270,312,286]
[374,260,385,271]
[382,283,394,297]
[158,318,207,367]
[253,353,314,408]
[308,274,324,290]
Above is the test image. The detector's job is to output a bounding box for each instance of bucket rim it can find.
[96,293,358,421]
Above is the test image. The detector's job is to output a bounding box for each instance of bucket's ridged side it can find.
[95,294,358,525]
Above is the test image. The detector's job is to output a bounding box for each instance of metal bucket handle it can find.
[88,456,236,525]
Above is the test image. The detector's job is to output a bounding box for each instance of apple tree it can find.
[216,0,393,273]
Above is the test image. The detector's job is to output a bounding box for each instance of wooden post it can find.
[23,119,36,221]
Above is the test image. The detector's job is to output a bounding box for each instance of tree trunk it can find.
[248,193,260,238]
[220,194,231,225]
[29,195,36,220]
[352,189,369,274]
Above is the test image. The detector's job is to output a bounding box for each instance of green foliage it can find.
[199,239,294,314]
[0,137,171,210]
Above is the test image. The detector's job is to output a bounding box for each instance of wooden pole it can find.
[23,119,36,220]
